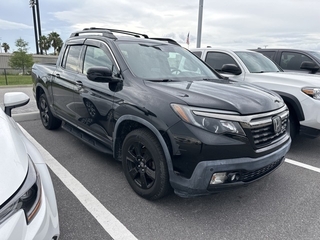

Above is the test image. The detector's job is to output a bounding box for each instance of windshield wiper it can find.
[146,79,175,82]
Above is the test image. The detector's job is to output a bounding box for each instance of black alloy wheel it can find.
[122,128,171,200]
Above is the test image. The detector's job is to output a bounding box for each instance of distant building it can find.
[0,53,58,74]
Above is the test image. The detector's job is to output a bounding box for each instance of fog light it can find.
[227,173,240,182]
[210,172,227,184]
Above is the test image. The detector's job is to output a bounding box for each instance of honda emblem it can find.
[272,116,282,133]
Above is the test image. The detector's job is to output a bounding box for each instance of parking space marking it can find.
[20,126,138,240]
[285,158,320,173]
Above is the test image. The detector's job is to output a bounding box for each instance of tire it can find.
[38,93,61,130]
[289,113,299,139]
[122,128,171,200]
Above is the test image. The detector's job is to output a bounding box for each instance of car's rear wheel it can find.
[122,128,171,200]
[39,93,61,130]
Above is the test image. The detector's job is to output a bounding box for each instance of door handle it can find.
[75,81,83,91]
[55,73,60,78]
[76,81,83,87]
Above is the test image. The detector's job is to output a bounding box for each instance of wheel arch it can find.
[113,115,174,174]
[35,84,47,108]
[274,91,305,121]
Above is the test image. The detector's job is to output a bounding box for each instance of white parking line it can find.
[20,126,138,240]
[285,158,320,173]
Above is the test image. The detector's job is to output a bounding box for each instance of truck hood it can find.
[145,79,284,115]
[249,72,320,87]
[0,110,28,205]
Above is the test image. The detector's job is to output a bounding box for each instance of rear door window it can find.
[259,51,276,60]
[64,45,82,72]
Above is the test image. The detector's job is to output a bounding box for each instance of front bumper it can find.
[169,137,291,198]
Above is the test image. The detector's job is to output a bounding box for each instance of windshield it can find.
[117,42,219,80]
[235,51,282,73]
[308,51,320,62]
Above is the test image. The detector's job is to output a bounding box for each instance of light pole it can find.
[29,0,43,54]
[196,0,204,48]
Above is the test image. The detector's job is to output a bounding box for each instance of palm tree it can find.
[1,42,10,53]
[39,35,50,55]
[48,32,63,55]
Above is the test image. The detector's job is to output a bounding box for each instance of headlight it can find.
[0,157,42,225]
[302,87,320,100]
[171,103,245,136]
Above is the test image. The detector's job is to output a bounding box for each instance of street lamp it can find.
[29,0,43,54]
[197,0,204,48]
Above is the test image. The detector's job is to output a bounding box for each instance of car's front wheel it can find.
[289,112,299,139]
[39,93,61,130]
[122,128,171,200]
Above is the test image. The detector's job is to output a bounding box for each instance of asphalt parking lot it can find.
[2,87,320,240]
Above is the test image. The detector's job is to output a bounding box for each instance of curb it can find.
[13,111,40,122]
[0,85,33,88]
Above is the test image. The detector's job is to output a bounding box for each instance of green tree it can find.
[48,31,63,55]
[1,42,10,53]
[8,38,33,74]
[15,38,29,52]
[39,35,50,55]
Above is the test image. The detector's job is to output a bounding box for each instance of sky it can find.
[0,0,319,54]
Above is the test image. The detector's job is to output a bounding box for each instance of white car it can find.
[191,48,320,138]
[0,92,60,240]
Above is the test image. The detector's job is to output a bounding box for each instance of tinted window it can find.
[192,51,202,58]
[60,46,69,68]
[259,51,276,60]
[236,51,281,73]
[65,45,82,72]
[117,42,218,80]
[308,51,320,62]
[83,46,113,74]
[280,52,315,70]
[205,52,238,71]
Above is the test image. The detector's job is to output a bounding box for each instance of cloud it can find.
[1,0,320,53]
[0,19,32,30]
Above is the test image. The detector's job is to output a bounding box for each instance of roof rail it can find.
[70,28,180,46]
[148,38,181,46]
[97,28,149,38]
[70,27,149,39]
[70,28,117,39]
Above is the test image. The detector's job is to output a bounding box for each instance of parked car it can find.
[32,28,291,200]
[0,92,60,240]
[191,48,320,138]
[251,48,320,74]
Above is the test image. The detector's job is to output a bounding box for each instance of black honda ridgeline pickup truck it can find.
[32,28,291,200]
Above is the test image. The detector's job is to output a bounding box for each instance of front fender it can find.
[275,91,305,121]
[113,115,176,177]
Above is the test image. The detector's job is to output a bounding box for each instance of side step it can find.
[62,122,113,155]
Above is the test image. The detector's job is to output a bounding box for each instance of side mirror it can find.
[87,67,120,82]
[221,64,242,75]
[4,92,30,117]
[300,61,319,74]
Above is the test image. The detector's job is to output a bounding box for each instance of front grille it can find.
[240,106,290,149]
[240,158,283,182]
[251,117,288,148]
